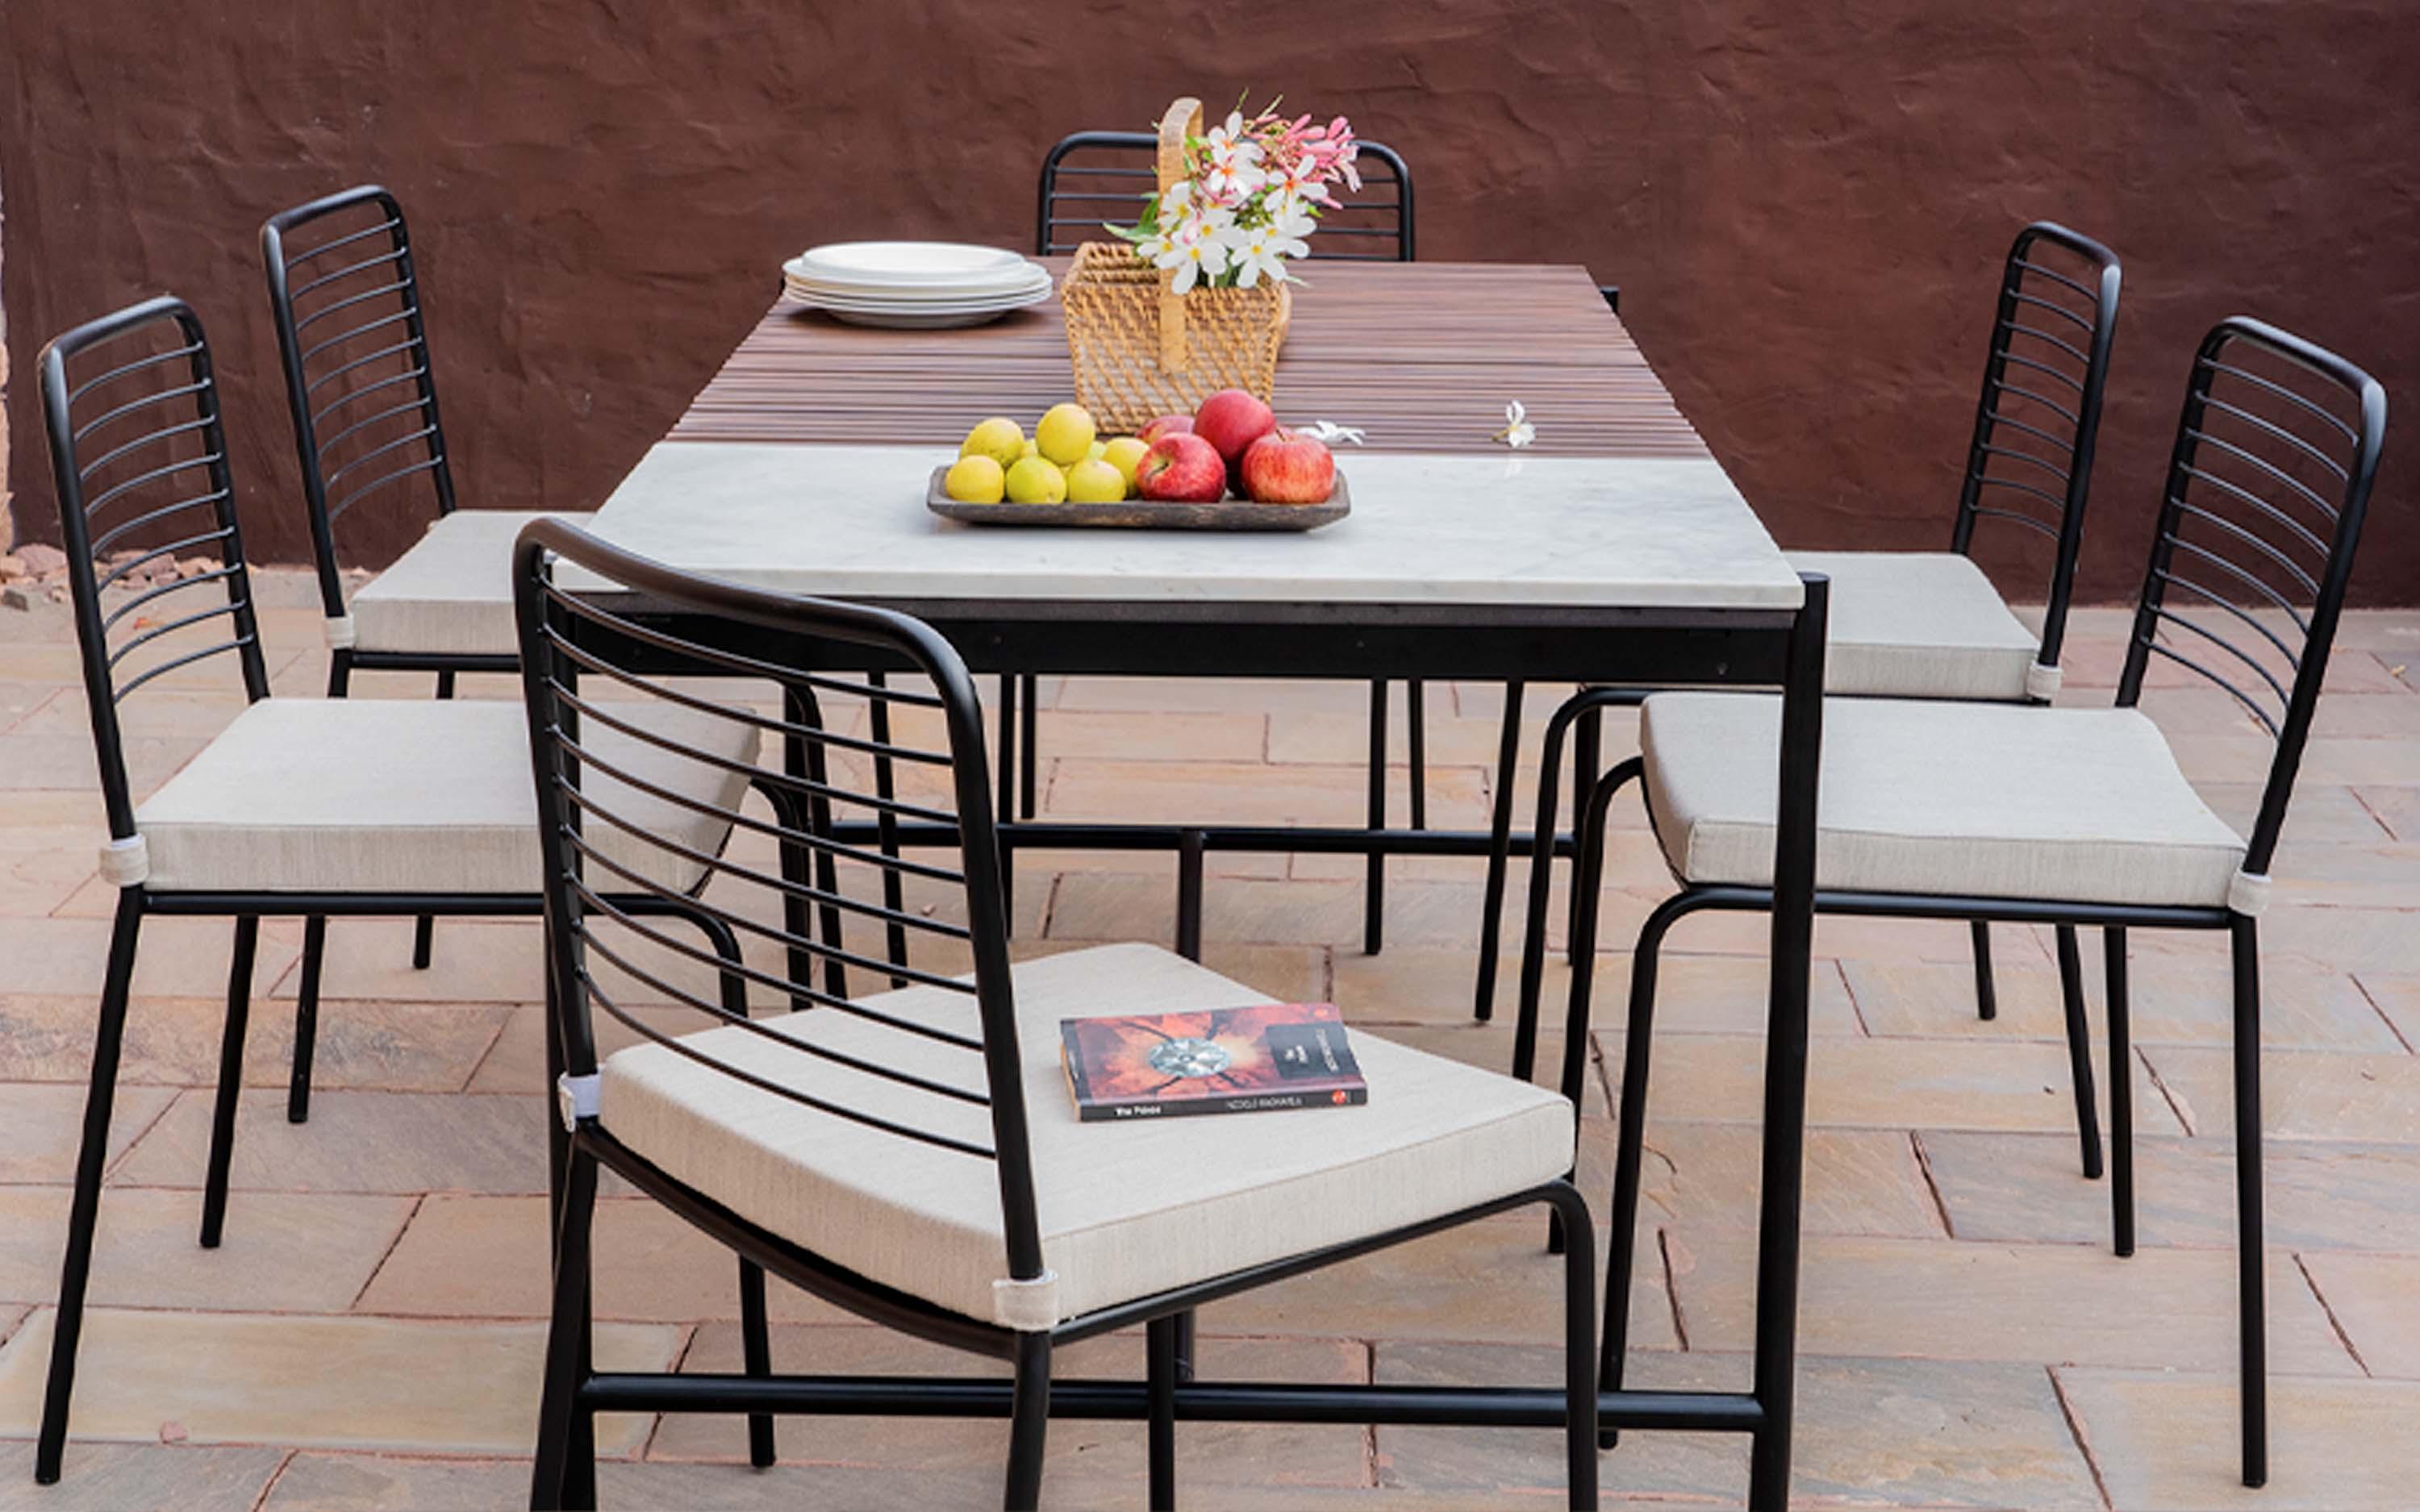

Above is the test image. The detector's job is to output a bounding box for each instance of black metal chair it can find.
[1026,131,1422,954]
[262,184,591,984]
[28,296,780,1486]
[1483,223,2123,1169]
[1546,317,2385,1490]
[515,518,1600,1511]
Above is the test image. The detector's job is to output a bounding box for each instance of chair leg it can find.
[1003,1330,1053,1512]
[1546,759,1632,1254]
[1406,679,1428,831]
[1969,920,1998,1021]
[201,914,259,1249]
[1147,1314,1179,1512]
[289,914,326,1124]
[1176,829,1205,963]
[2232,915,2268,1489]
[1565,703,1602,966]
[413,670,456,969]
[530,1144,600,1512]
[738,1260,777,1468]
[1599,891,1698,1448]
[2054,925,2105,1180]
[1548,1183,1601,1510]
[1363,679,1387,955]
[35,889,142,1485]
[1018,672,1041,821]
[2105,926,2134,1256]
[1473,682,1525,1023]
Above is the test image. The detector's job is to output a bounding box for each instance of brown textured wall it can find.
[2,1,2413,601]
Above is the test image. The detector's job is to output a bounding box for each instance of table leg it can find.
[1747,574,1826,1511]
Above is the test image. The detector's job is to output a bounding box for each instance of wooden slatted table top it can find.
[666,258,1711,460]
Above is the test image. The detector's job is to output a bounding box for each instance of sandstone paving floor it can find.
[2,584,2418,1509]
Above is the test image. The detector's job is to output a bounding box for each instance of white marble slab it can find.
[575,443,1801,613]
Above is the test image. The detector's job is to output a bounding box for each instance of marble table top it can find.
[577,443,1802,615]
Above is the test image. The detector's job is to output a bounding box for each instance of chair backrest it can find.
[1948,221,2124,673]
[39,296,269,841]
[2116,318,2388,877]
[1037,131,1414,261]
[261,185,458,623]
[513,519,1045,1286]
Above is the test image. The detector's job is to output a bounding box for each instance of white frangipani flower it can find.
[1492,399,1536,448]
[1303,419,1366,445]
[1224,215,1308,289]
[1155,212,1233,294]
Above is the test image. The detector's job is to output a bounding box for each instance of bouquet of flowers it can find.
[1108,100,1361,292]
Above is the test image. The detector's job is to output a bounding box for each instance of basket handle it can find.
[1154,96,1202,370]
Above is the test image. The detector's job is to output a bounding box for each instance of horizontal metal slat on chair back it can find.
[2118,318,2388,873]
[512,520,1049,1281]
[39,296,270,839]
[261,185,457,616]
[1037,130,1414,260]
[1951,221,2123,669]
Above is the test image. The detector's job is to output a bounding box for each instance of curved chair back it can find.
[1037,131,1414,261]
[261,185,458,624]
[39,296,269,840]
[2116,318,2388,877]
[1949,220,2124,674]
[512,519,1045,1289]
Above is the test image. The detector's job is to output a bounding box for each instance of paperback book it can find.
[1060,1002,1367,1122]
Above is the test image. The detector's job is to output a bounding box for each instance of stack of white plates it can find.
[782,242,1054,328]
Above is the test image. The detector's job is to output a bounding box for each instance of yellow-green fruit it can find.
[1035,402,1097,466]
[960,417,1024,470]
[1087,439,1108,460]
[1099,436,1150,494]
[1020,438,1039,459]
[1066,458,1126,503]
[943,455,1006,504]
[1004,456,1067,505]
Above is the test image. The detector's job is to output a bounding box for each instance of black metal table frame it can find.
[571,581,1829,1511]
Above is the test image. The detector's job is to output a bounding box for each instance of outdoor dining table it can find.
[566,257,1830,1510]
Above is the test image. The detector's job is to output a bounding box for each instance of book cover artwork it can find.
[1060,1002,1367,1122]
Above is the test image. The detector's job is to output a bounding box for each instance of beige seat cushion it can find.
[1639,694,2247,907]
[598,943,1575,1328]
[1787,551,2043,701]
[135,698,756,894]
[352,510,595,657]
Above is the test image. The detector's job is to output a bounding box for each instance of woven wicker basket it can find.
[1059,97,1291,432]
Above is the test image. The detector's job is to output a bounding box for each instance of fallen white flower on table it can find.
[1492,400,1536,448]
[1303,419,1366,445]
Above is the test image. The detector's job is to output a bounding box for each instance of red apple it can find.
[1192,388,1277,489]
[1241,427,1336,505]
[1138,414,1194,447]
[1137,431,1226,502]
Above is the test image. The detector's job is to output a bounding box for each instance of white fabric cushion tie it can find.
[991,1270,1062,1332]
[2228,870,2272,917]
[557,1072,603,1131]
[2025,661,2064,701]
[324,614,357,651]
[98,835,150,888]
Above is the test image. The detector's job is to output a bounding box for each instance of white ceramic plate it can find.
[784,269,1051,305]
[790,241,1028,286]
[783,284,1054,328]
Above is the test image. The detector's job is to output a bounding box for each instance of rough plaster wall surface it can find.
[0,2,2411,599]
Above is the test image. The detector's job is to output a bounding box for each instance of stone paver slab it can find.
[2143,1045,2420,1143]
[356,1194,847,1324]
[1671,1234,2357,1376]
[1846,957,2404,1052]
[0,1308,675,1456]
[1379,1343,2100,1510]
[1638,1121,1943,1238]
[0,1441,286,1511]
[2058,1368,2420,1510]
[1921,1131,2420,1252]
[0,1188,411,1311]
[111,1090,549,1195]
[0,995,510,1093]
[0,1083,177,1184]
[2296,1251,2420,1378]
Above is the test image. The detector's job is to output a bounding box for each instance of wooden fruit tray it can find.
[926,466,1350,531]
